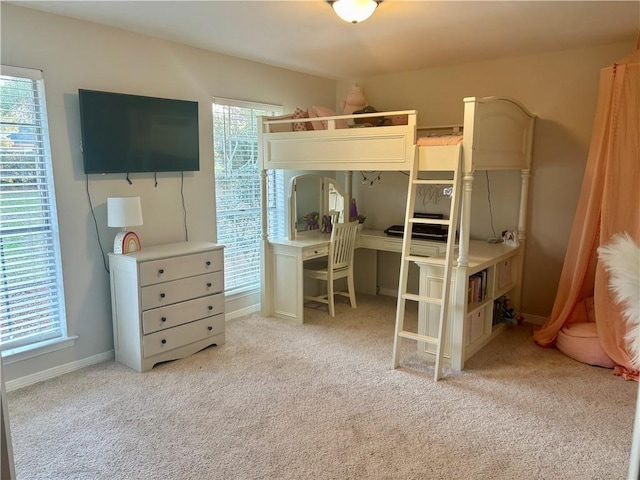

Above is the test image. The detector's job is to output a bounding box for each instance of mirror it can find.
[291,175,322,236]
[288,174,347,240]
[327,182,345,224]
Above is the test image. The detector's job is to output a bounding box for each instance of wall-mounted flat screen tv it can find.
[79,89,200,174]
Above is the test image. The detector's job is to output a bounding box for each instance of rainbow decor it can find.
[113,231,141,254]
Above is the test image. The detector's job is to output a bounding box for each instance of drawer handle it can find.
[206,261,211,266]
[161,339,167,345]
[158,269,164,274]
[207,282,212,288]
[161,317,167,322]
[160,293,166,299]
[208,306,213,311]
[207,326,213,331]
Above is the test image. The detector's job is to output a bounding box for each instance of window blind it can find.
[212,99,283,294]
[267,169,285,241]
[0,66,67,352]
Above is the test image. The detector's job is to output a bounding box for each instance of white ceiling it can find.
[10,1,640,79]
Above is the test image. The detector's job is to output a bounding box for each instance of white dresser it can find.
[108,241,225,372]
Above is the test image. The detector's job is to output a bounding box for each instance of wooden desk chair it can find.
[304,220,358,317]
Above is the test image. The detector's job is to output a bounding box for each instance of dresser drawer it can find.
[142,293,224,334]
[139,250,223,286]
[143,315,225,358]
[141,271,224,310]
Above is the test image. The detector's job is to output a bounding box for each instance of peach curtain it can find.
[533,50,640,376]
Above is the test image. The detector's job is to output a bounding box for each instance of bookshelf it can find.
[415,240,522,370]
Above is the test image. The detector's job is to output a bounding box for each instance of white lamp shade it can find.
[108,197,143,228]
[332,0,378,23]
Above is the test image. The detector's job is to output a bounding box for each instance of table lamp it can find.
[108,196,143,254]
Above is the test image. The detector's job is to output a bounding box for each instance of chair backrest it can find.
[329,221,358,271]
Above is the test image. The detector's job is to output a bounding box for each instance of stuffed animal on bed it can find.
[341,84,368,116]
[353,105,390,127]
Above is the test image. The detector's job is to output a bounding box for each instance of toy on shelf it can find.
[493,295,523,326]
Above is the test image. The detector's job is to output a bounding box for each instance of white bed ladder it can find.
[391,152,462,381]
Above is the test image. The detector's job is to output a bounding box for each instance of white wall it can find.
[0,4,336,381]
[338,41,636,317]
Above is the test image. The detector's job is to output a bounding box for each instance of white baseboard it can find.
[226,304,260,321]
[522,313,546,325]
[378,288,398,298]
[5,350,114,392]
[4,304,259,391]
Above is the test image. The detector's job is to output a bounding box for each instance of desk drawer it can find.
[142,293,224,334]
[141,271,224,310]
[140,250,223,286]
[143,315,225,358]
[410,244,442,257]
[303,245,329,260]
[379,240,441,257]
[382,241,402,253]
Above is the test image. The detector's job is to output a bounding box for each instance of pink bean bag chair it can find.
[556,297,616,368]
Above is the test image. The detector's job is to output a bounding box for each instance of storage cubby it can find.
[416,240,522,369]
[467,308,485,344]
[467,268,491,306]
[495,257,515,298]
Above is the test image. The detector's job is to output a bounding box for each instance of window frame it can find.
[0,65,70,357]
[212,97,284,296]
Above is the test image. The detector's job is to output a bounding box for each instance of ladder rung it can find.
[413,179,454,185]
[401,292,442,305]
[409,218,450,226]
[405,254,450,265]
[405,254,431,263]
[398,330,439,345]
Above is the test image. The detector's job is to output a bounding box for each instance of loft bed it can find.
[259,109,418,172]
[259,96,535,261]
[259,97,534,174]
[258,97,536,368]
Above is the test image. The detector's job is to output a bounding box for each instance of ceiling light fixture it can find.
[329,0,380,24]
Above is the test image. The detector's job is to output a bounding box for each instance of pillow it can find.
[311,106,349,129]
[307,107,323,131]
[388,114,409,126]
[292,107,312,132]
[267,113,293,133]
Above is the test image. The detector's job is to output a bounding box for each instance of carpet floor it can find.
[7,294,638,480]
